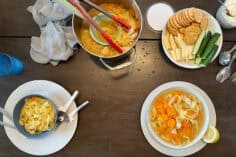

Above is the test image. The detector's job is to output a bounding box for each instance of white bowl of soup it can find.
[146,81,210,149]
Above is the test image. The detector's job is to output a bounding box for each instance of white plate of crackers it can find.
[162,8,223,69]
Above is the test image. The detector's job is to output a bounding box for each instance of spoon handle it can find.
[230,72,236,83]
[225,44,236,55]
[0,107,13,121]
[61,90,79,112]
[0,121,15,129]
[229,51,236,67]
[69,101,89,121]
[0,107,15,129]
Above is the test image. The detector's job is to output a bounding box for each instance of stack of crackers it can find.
[167,8,208,45]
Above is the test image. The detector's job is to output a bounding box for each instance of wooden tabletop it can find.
[0,0,236,157]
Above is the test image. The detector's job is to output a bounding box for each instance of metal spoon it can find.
[219,44,236,65]
[230,72,236,83]
[216,51,236,83]
[57,90,79,123]
[60,101,89,122]
[0,107,15,129]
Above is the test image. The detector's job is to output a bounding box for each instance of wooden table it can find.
[0,0,236,156]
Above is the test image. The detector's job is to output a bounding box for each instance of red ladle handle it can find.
[111,15,131,30]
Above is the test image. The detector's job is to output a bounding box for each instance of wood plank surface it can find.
[0,38,235,157]
[0,0,236,41]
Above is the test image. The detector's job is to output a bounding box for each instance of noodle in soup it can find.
[149,89,204,146]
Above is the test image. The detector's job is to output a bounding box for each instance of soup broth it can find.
[149,89,204,146]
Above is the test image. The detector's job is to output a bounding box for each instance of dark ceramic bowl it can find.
[13,95,58,138]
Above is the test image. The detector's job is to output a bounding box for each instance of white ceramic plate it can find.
[140,81,216,156]
[3,80,78,156]
[162,9,223,69]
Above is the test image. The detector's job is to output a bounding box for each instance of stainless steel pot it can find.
[72,0,143,70]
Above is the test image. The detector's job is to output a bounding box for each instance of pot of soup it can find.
[72,0,143,70]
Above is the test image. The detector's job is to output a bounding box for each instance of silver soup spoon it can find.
[57,90,79,123]
[216,51,236,83]
[219,44,236,66]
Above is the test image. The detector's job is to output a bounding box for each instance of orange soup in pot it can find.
[80,3,140,57]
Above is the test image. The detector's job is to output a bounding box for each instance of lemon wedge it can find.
[202,126,220,143]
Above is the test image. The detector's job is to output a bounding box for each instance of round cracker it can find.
[180,11,190,26]
[178,12,185,26]
[167,21,179,35]
[186,25,201,35]
[193,8,204,23]
[187,8,196,21]
[200,15,209,30]
[175,12,184,27]
[172,15,182,28]
[183,32,199,45]
[182,12,191,26]
[191,22,200,27]
[183,25,201,45]
[169,17,178,29]
[183,10,192,24]
[179,27,186,34]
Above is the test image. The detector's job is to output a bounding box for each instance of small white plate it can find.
[162,9,223,69]
[3,80,78,156]
[140,81,216,157]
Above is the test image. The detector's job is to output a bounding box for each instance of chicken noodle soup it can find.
[19,96,55,134]
[80,3,140,57]
[149,89,204,146]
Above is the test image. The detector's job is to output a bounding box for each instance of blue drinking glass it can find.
[0,53,24,76]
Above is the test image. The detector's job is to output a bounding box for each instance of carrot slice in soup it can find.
[163,102,169,109]
[156,96,164,104]
[157,107,165,114]
[167,118,176,128]
[167,106,176,116]
[161,114,168,121]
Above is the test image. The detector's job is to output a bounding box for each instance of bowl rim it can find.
[72,1,143,59]
[13,94,58,138]
[161,8,223,69]
[144,81,210,149]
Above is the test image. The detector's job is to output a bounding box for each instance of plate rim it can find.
[3,80,78,156]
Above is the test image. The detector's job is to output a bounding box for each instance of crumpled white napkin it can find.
[30,22,77,66]
[27,0,72,27]
[28,0,78,66]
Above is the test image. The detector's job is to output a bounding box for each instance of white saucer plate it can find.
[3,80,78,156]
[140,81,216,157]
